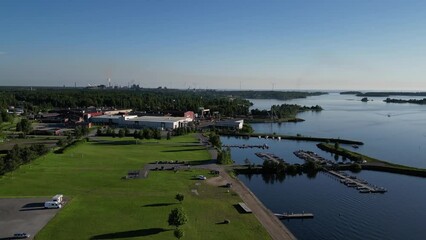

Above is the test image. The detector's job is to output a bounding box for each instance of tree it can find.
[143,128,152,139]
[174,228,184,239]
[118,129,125,138]
[16,118,32,135]
[124,127,130,136]
[208,132,221,148]
[168,207,188,228]
[334,142,340,149]
[133,130,139,139]
[175,193,184,203]
[56,138,67,147]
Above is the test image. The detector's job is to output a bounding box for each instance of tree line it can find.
[0,144,49,175]
[0,88,252,117]
[0,88,330,118]
[384,98,426,105]
[0,108,13,125]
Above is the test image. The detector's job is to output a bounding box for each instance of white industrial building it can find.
[90,115,192,130]
[215,119,244,130]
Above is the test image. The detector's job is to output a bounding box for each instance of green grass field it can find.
[0,135,270,240]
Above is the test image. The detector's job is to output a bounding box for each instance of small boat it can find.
[352,145,359,149]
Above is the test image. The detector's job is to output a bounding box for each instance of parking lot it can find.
[0,198,61,239]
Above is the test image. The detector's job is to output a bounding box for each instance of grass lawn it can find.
[0,134,271,240]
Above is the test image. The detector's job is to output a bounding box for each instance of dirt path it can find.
[196,134,296,240]
[218,171,296,240]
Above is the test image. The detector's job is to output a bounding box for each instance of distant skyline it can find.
[1,0,426,90]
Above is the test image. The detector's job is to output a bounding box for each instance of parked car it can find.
[13,232,30,238]
[197,175,207,180]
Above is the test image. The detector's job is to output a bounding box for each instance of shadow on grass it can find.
[162,148,204,153]
[142,203,176,207]
[188,159,216,165]
[215,221,229,225]
[233,204,248,214]
[90,228,169,239]
[93,140,142,146]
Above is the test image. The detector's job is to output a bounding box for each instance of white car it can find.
[197,175,207,180]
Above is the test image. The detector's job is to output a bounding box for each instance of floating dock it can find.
[294,150,387,194]
[255,152,285,163]
[274,213,314,219]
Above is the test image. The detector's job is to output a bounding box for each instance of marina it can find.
[293,150,387,193]
[228,95,426,240]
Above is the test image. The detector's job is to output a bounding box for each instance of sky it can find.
[1,0,426,90]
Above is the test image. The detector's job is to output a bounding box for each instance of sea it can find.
[221,93,426,240]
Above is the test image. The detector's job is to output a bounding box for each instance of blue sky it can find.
[1,0,426,90]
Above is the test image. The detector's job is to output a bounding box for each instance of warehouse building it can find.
[90,115,192,130]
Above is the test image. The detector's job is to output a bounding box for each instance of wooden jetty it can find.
[327,170,387,193]
[274,213,314,219]
[255,152,285,163]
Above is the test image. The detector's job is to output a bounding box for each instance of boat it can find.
[352,145,359,149]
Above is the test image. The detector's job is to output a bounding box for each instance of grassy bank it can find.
[317,143,426,177]
[0,135,271,240]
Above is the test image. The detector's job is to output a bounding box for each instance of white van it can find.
[44,201,62,209]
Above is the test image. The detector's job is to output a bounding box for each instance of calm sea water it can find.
[221,93,426,240]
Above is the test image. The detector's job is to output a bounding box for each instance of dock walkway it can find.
[255,152,285,164]
[274,213,314,219]
[294,150,387,193]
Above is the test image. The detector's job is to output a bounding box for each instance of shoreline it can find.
[197,133,297,240]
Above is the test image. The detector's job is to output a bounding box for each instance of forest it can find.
[0,88,325,117]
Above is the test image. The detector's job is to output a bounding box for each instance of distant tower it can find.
[108,78,111,88]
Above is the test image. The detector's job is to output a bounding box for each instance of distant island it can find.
[225,90,327,100]
[340,91,426,97]
[340,91,363,95]
[384,98,426,105]
[249,104,323,123]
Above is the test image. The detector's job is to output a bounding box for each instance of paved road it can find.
[0,198,61,240]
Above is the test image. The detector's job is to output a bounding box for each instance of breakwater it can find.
[220,132,364,145]
[317,143,426,177]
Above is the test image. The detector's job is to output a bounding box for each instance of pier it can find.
[294,150,387,193]
[255,152,285,164]
[274,213,314,219]
[325,170,387,193]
